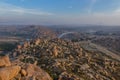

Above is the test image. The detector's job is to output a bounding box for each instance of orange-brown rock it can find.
[52,46,58,57]
[21,69,27,76]
[0,55,11,67]
[25,64,52,80]
[0,66,21,80]
[35,39,41,45]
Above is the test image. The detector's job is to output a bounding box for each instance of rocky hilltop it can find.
[0,55,52,80]
[3,38,119,80]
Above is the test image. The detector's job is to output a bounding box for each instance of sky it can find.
[0,0,120,25]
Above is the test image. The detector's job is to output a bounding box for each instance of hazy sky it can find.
[0,0,120,25]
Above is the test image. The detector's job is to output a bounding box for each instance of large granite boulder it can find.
[0,55,11,67]
[0,66,21,80]
[25,64,53,80]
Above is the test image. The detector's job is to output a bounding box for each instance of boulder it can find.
[0,66,21,80]
[52,46,58,57]
[25,64,53,80]
[35,39,41,45]
[21,69,27,76]
[0,55,11,67]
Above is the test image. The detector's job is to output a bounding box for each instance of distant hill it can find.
[0,25,57,39]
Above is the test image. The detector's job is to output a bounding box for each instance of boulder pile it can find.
[0,55,52,80]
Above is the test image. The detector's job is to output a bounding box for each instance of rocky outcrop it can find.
[35,39,41,45]
[0,66,21,80]
[0,55,53,80]
[14,38,120,80]
[21,69,27,76]
[0,55,11,67]
[25,64,53,80]
[52,46,58,57]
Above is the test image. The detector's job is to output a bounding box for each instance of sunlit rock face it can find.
[0,55,11,67]
[25,64,53,80]
[52,46,58,57]
[0,55,53,80]
[0,66,21,80]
